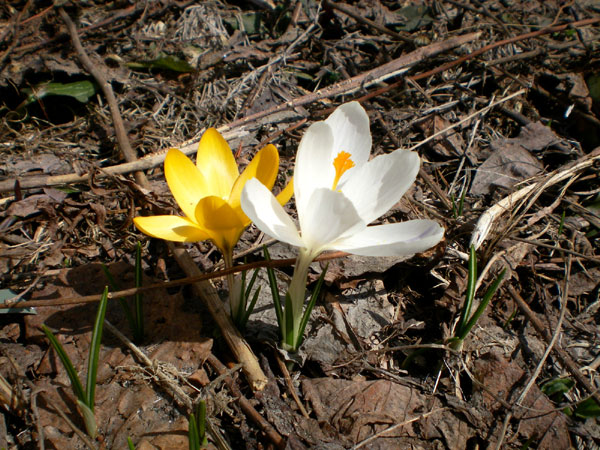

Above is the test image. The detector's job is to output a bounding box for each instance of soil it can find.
[1,1,599,449]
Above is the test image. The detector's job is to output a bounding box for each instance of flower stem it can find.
[286,248,315,349]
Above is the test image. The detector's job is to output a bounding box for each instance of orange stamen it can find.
[331,151,355,190]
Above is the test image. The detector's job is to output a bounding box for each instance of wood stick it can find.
[222,31,480,132]
[355,17,600,104]
[168,242,268,391]
[324,0,414,44]
[207,354,285,449]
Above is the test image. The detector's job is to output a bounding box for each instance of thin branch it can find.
[324,0,414,45]
[57,7,149,189]
[103,321,231,450]
[352,407,447,449]
[206,354,285,449]
[356,17,600,104]
[0,251,348,310]
[495,254,573,450]
[508,285,600,405]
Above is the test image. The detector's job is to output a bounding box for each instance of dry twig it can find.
[168,242,268,391]
[507,286,600,406]
[494,254,573,450]
[57,7,149,189]
[471,147,600,250]
[206,354,285,449]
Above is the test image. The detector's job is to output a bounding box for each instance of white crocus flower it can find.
[241,101,444,351]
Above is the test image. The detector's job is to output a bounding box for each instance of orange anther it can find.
[331,151,355,190]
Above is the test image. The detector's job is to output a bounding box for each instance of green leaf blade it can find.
[85,286,109,410]
[41,325,86,403]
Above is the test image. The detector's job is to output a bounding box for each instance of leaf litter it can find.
[0,1,599,449]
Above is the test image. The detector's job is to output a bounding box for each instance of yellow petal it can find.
[275,176,294,206]
[194,196,246,254]
[134,216,210,242]
[228,144,279,210]
[196,128,239,199]
[165,148,209,220]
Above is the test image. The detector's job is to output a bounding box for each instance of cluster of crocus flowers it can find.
[134,102,444,354]
[241,102,444,351]
[133,128,292,324]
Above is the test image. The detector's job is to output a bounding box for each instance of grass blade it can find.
[284,292,295,349]
[41,325,86,403]
[297,264,328,349]
[85,286,109,410]
[263,247,283,332]
[101,264,137,337]
[245,267,260,300]
[457,245,477,336]
[241,286,261,329]
[188,412,199,450]
[459,268,506,340]
[197,400,208,446]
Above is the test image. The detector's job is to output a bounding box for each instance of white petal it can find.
[299,188,365,254]
[241,178,304,248]
[330,220,444,256]
[294,121,335,218]
[325,101,372,175]
[340,149,420,225]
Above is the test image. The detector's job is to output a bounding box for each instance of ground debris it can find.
[0,0,598,448]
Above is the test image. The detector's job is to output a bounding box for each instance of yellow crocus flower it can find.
[134,128,293,258]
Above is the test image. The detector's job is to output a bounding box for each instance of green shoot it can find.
[264,246,328,352]
[101,264,135,331]
[450,188,467,218]
[457,187,466,217]
[41,286,109,438]
[127,437,136,449]
[86,285,109,409]
[188,400,208,450]
[41,327,85,402]
[284,292,295,347]
[541,377,600,418]
[557,210,566,237]
[502,308,518,329]
[402,246,506,368]
[455,268,505,341]
[449,246,506,349]
[264,247,283,337]
[574,398,600,418]
[456,245,477,334]
[232,265,261,331]
[295,265,328,351]
[101,242,144,343]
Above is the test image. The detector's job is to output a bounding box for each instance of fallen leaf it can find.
[470,122,553,195]
[472,348,571,448]
[302,378,472,448]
